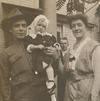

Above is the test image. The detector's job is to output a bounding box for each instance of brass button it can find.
[43,41,46,43]
[35,71,38,75]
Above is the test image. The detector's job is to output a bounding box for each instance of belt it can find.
[11,82,46,89]
[68,71,94,83]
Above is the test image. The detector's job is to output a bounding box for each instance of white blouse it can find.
[69,37,91,70]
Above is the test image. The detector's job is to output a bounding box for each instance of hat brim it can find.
[2,14,34,32]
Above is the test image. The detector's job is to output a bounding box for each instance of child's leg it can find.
[50,93,56,101]
[45,65,57,101]
[45,64,55,89]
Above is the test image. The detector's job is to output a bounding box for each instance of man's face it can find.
[71,19,87,39]
[60,39,68,51]
[10,19,27,40]
[35,19,47,33]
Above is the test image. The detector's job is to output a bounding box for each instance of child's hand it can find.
[38,44,44,49]
[37,32,41,35]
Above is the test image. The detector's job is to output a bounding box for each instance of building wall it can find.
[0,2,5,53]
[0,1,99,52]
[62,24,76,48]
[0,0,39,52]
[57,2,100,46]
[85,3,100,42]
[64,25,76,48]
[0,0,39,9]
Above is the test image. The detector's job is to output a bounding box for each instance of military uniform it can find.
[0,43,51,101]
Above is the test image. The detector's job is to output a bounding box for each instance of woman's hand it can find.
[89,94,98,101]
[45,47,59,60]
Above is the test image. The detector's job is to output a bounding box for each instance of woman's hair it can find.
[67,13,89,29]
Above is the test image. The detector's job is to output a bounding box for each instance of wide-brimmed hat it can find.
[2,8,34,32]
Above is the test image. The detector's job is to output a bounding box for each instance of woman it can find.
[61,13,100,101]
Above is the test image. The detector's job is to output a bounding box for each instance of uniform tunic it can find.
[0,43,51,101]
[64,39,100,101]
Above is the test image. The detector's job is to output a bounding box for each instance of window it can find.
[39,0,42,9]
[57,24,63,42]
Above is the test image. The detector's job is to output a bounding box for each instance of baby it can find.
[24,15,57,101]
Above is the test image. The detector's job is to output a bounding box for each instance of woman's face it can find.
[71,19,87,40]
[35,19,47,33]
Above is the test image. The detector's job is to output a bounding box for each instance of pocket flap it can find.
[9,54,21,63]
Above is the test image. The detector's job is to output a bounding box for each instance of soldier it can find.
[0,8,59,101]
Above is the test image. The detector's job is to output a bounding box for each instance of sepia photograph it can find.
[0,0,100,101]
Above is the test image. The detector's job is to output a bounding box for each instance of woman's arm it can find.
[45,47,60,60]
[45,46,67,77]
[91,46,100,101]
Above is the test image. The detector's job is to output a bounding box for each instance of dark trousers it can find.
[58,72,66,101]
[11,83,51,101]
